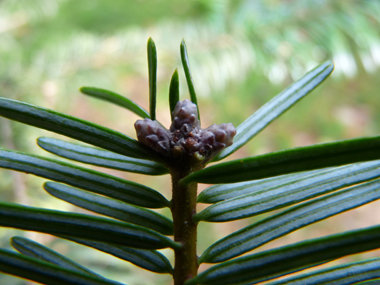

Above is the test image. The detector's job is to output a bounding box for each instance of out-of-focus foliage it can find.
[0,0,380,284]
[2,0,380,98]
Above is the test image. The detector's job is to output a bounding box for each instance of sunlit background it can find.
[1,0,380,284]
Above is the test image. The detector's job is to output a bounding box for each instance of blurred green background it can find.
[1,0,380,284]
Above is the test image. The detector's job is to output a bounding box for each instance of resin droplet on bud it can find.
[134,99,236,164]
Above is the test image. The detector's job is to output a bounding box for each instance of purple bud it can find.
[220,123,236,147]
[134,100,236,163]
[134,119,171,155]
[170,99,199,131]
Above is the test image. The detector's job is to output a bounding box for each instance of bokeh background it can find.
[1,0,380,284]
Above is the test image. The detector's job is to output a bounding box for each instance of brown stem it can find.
[170,165,199,285]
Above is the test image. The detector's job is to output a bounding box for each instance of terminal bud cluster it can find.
[135,99,236,164]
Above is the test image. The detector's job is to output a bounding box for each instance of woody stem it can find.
[170,165,199,285]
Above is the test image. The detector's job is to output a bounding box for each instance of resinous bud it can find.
[134,100,236,164]
[134,119,171,155]
[170,99,199,131]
